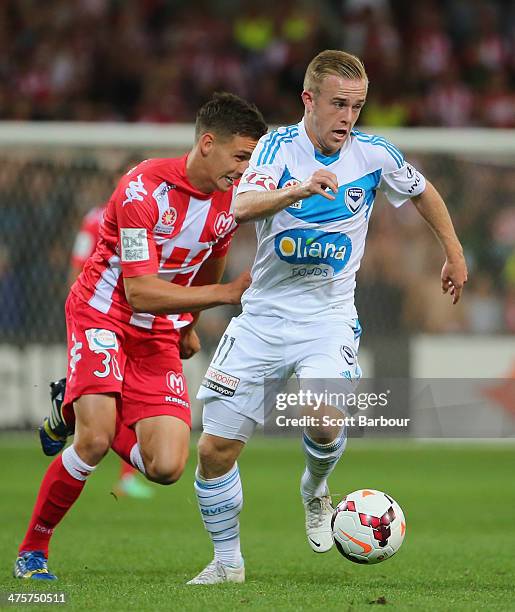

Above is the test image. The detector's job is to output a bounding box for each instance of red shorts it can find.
[63,292,191,428]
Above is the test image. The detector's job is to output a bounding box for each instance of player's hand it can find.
[224,270,252,305]
[441,253,468,304]
[179,326,201,359]
[294,170,338,201]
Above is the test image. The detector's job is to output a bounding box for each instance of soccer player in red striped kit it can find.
[14,93,267,580]
[66,198,154,498]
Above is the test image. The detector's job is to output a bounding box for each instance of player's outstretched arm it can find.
[235,169,338,223]
[411,180,468,304]
[123,270,251,314]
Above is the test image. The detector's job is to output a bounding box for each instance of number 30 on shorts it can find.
[85,328,123,380]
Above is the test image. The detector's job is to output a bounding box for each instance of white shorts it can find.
[202,402,257,443]
[197,312,362,436]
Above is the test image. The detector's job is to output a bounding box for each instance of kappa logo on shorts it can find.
[166,371,185,396]
[85,329,118,352]
[201,367,240,397]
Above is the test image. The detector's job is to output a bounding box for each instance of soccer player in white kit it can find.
[188,50,468,584]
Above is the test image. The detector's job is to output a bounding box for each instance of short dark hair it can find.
[195,92,267,142]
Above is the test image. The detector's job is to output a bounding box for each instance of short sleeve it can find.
[114,172,160,277]
[377,144,426,208]
[237,127,294,195]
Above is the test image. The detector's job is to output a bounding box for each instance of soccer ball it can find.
[331,489,406,564]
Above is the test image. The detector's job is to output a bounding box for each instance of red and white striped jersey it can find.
[72,156,237,331]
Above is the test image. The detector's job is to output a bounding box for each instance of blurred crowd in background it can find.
[1,0,514,126]
[0,0,514,347]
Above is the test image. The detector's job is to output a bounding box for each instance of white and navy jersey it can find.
[237,119,426,320]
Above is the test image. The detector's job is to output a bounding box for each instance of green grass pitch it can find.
[1,434,514,611]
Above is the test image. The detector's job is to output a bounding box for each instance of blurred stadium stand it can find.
[0,0,513,428]
[0,0,513,127]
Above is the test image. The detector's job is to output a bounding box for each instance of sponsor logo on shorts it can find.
[165,396,189,408]
[85,328,118,352]
[166,371,185,396]
[201,367,240,397]
[120,227,149,262]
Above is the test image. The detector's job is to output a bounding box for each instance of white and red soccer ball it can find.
[331,489,406,564]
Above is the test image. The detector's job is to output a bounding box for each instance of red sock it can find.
[19,450,92,557]
[120,460,136,479]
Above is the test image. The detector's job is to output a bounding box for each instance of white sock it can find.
[194,463,243,568]
[62,446,96,481]
[129,443,146,475]
[301,431,346,501]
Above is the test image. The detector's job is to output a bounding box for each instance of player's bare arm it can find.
[235,169,338,223]
[179,255,231,359]
[123,270,251,314]
[410,180,468,304]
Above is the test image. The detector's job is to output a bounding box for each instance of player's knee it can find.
[146,458,186,485]
[197,435,239,478]
[74,433,112,466]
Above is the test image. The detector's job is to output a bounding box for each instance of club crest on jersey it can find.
[275,228,352,276]
[214,212,234,237]
[166,371,185,396]
[344,187,365,213]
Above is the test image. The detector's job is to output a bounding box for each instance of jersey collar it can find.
[299,119,352,166]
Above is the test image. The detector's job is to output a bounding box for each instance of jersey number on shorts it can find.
[94,349,123,381]
[213,334,235,366]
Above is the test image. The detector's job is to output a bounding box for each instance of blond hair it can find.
[303,50,368,94]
